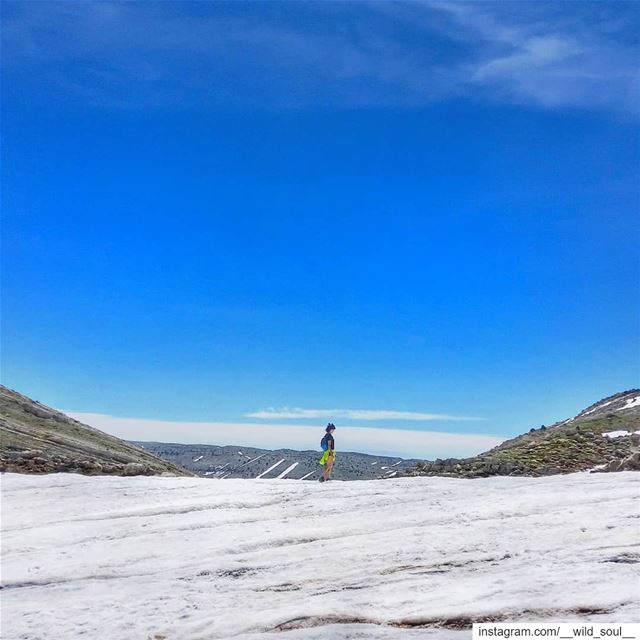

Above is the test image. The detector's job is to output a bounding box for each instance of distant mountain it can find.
[408,389,640,478]
[133,441,422,481]
[4,384,637,480]
[0,386,192,477]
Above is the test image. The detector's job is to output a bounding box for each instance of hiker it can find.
[319,423,336,482]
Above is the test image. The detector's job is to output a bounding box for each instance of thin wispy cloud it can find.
[66,411,503,459]
[427,1,640,114]
[245,407,483,421]
[2,1,637,115]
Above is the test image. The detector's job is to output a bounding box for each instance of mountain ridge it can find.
[0,385,193,477]
[407,389,640,478]
[133,441,421,481]
[2,386,638,479]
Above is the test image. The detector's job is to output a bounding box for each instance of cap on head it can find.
[326,422,336,431]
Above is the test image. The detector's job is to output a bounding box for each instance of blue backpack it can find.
[321,425,335,451]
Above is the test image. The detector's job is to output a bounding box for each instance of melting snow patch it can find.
[275,462,299,479]
[242,454,266,467]
[255,459,286,479]
[617,396,640,411]
[581,398,618,416]
[603,431,635,439]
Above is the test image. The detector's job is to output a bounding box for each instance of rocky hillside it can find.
[134,441,421,481]
[0,386,192,477]
[408,389,640,478]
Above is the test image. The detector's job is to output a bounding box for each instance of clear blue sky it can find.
[2,1,639,451]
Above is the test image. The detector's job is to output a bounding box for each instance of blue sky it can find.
[2,1,639,457]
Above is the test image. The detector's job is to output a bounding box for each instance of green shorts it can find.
[319,450,336,465]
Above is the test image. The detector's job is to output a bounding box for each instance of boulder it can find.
[618,451,640,471]
[123,462,147,476]
[21,404,56,420]
[20,450,44,459]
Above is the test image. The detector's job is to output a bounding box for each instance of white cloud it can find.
[427,1,639,114]
[244,407,483,421]
[66,411,504,459]
[3,1,637,114]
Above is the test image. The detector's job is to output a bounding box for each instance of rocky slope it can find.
[0,386,192,477]
[134,441,420,481]
[408,389,640,478]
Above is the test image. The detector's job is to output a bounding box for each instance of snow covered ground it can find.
[2,472,639,640]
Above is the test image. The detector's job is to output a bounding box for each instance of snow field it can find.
[1,472,639,640]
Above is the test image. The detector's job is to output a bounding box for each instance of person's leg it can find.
[319,450,329,481]
[324,454,334,479]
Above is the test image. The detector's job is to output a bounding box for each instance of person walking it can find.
[319,423,336,482]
